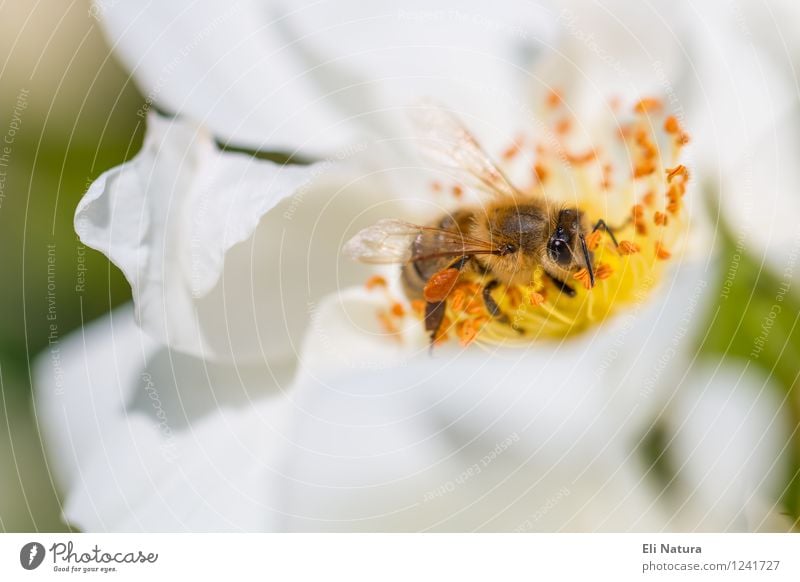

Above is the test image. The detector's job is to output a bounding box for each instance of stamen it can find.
[365,275,387,290]
[547,89,563,108]
[664,115,681,134]
[534,163,549,183]
[391,302,406,317]
[618,241,641,255]
[573,268,593,289]
[529,291,546,306]
[633,161,656,178]
[450,288,466,311]
[585,230,603,251]
[567,150,596,164]
[632,204,647,235]
[633,97,662,113]
[666,165,688,182]
[595,263,614,280]
[377,310,401,339]
[655,243,672,260]
[667,184,684,215]
[502,135,524,160]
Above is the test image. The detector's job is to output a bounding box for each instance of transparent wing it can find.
[343,218,501,264]
[412,102,520,200]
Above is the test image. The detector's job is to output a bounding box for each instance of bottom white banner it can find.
[1,533,798,581]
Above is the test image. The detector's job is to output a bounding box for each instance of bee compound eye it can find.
[548,239,566,262]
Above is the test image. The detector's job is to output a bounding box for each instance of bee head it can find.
[547,208,592,272]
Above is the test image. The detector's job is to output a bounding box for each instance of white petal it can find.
[76,113,412,364]
[277,258,715,530]
[95,0,555,154]
[35,305,296,531]
[681,1,799,265]
[664,360,792,531]
[529,0,691,118]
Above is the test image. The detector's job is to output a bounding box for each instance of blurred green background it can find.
[0,1,140,531]
[1,1,798,533]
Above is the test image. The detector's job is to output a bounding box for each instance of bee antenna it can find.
[579,233,595,287]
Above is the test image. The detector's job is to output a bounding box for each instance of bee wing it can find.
[412,102,520,200]
[343,218,500,264]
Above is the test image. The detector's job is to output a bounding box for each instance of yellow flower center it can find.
[369,94,690,347]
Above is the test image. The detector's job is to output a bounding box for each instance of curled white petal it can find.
[76,113,413,364]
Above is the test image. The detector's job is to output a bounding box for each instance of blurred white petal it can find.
[35,305,296,531]
[683,1,799,266]
[531,0,692,117]
[665,360,792,531]
[96,0,556,154]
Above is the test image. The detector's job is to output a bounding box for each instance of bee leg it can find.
[482,280,505,319]
[448,255,471,271]
[482,281,524,334]
[424,300,447,347]
[545,272,577,298]
[592,219,622,246]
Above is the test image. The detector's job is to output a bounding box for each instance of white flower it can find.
[35,0,796,531]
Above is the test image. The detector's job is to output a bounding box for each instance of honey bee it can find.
[343,106,618,343]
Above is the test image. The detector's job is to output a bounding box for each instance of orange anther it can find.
[567,150,596,164]
[655,242,672,260]
[452,184,464,198]
[618,240,641,255]
[585,230,602,251]
[654,211,668,226]
[450,289,466,312]
[391,302,406,318]
[634,161,656,178]
[529,291,546,306]
[595,263,614,280]
[534,162,549,183]
[365,275,387,290]
[633,97,662,114]
[632,204,648,235]
[547,89,563,108]
[555,118,572,134]
[666,164,688,182]
[377,310,399,336]
[502,136,523,160]
[573,268,593,289]
[663,115,681,134]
